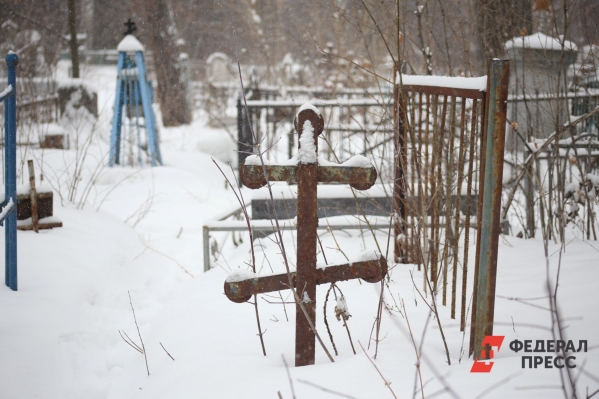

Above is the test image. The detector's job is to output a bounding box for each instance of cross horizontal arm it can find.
[224,254,388,303]
[241,164,377,190]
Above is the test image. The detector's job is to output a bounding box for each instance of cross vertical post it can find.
[294,109,323,366]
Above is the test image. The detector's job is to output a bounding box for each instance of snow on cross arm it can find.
[226,269,257,283]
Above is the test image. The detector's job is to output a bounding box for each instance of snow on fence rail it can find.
[202,204,391,272]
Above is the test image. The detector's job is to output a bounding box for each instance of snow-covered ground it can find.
[0,63,598,399]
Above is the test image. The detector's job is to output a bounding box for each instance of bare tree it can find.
[142,0,191,126]
[475,0,533,68]
[67,0,80,78]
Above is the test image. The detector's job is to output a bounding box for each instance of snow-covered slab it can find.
[398,74,488,91]
[204,218,296,230]
[17,216,63,230]
[17,215,62,227]
[117,34,145,52]
[505,32,577,52]
[0,182,53,202]
[252,183,392,200]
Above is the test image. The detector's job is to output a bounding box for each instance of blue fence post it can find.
[5,51,18,291]
[471,59,509,359]
[135,52,160,166]
[109,52,126,166]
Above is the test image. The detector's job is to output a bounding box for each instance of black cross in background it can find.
[124,19,136,36]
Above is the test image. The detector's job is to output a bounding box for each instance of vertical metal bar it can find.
[127,77,135,165]
[135,51,160,166]
[237,98,253,181]
[237,99,244,186]
[434,95,445,295]
[470,89,487,355]
[109,52,126,166]
[423,93,430,289]
[5,51,18,291]
[28,160,39,233]
[409,93,417,264]
[203,225,211,272]
[294,109,323,367]
[414,92,426,272]
[461,98,478,331]
[440,95,451,306]
[451,98,467,319]
[133,79,143,166]
[430,94,439,290]
[394,86,408,263]
[472,59,509,359]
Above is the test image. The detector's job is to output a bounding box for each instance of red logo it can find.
[470,335,505,373]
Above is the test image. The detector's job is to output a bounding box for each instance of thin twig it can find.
[282,355,296,399]
[401,299,424,399]
[358,341,398,399]
[128,291,150,376]
[118,330,142,354]
[160,342,175,361]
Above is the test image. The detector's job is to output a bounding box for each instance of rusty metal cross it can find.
[224,104,387,367]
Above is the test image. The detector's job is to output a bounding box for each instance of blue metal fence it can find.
[1,51,18,291]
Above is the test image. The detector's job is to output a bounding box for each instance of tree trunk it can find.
[67,0,79,78]
[143,0,191,127]
[475,0,533,69]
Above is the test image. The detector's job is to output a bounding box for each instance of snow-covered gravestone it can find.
[224,103,388,367]
[205,52,232,84]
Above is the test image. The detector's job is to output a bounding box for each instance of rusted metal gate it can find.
[393,60,509,358]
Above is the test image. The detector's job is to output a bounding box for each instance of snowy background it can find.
[0,62,597,399]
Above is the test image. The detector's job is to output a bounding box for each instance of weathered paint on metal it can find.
[472,59,509,360]
[241,164,376,190]
[4,52,18,291]
[27,160,39,233]
[228,105,384,367]
[470,90,488,355]
[109,49,161,167]
[294,108,322,366]
[393,87,408,263]
[225,255,389,303]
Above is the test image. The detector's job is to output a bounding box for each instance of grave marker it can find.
[224,104,387,366]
